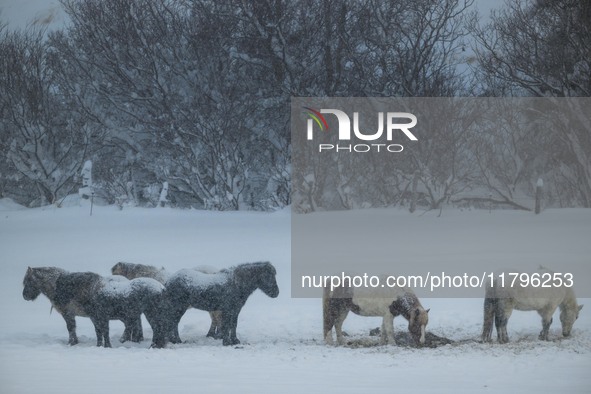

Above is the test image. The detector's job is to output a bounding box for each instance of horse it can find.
[161,261,279,347]
[23,267,152,346]
[111,261,223,339]
[111,262,169,284]
[481,269,583,343]
[54,271,166,348]
[23,266,84,345]
[323,278,430,346]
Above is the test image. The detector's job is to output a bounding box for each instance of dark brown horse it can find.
[52,271,166,348]
[162,261,279,347]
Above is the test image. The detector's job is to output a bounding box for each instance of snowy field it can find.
[0,199,590,393]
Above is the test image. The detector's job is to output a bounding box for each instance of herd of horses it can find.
[23,264,583,348]
[23,262,279,348]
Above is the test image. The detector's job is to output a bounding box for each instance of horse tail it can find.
[481,290,496,343]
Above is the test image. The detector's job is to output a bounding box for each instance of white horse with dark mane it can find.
[481,268,583,343]
[323,277,429,346]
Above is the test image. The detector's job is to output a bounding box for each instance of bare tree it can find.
[55,0,285,209]
[0,27,97,205]
[471,0,591,207]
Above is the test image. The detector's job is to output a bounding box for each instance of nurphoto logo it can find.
[303,107,418,153]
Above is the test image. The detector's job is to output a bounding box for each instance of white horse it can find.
[481,268,583,343]
[323,279,429,346]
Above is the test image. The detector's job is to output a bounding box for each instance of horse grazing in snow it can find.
[161,261,279,347]
[481,268,583,343]
[323,278,429,346]
[112,261,224,339]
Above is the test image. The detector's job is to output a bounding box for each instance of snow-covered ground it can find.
[0,199,589,393]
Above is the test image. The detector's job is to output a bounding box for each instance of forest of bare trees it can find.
[1,0,589,210]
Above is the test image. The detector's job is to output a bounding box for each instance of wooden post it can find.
[159,181,169,208]
[90,190,94,216]
[79,160,93,200]
[535,178,543,214]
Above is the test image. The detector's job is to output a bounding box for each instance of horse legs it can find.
[145,311,166,349]
[323,295,351,345]
[134,318,144,342]
[143,298,169,348]
[481,296,496,343]
[322,301,337,345]
[539,317,553,341]
[168,307,187,344]
[93,322,102,347]
[495,300,512,344]
[62,313,78,346]
[120,317,134,343]
[538,308,555,341]
[129,317,143,342]
[380,314,395,345]
[121,317,143,343]
[206,311,223,339]
[333,309,349,346]
[102,320,112,348]
[120,324,131,343]
[170,326,181,343]
[221,309,241,346]
[149,321,166,349]
[91,317,111,348]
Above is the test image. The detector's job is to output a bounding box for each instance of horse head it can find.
[408,307,429,345]
[560,303,583,337]
[111,262,127,276]
[111,261,152,277]
[253,262,279,298]
[22,267,42,301]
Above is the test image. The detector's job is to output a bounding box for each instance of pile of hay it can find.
[341,328,454,348]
